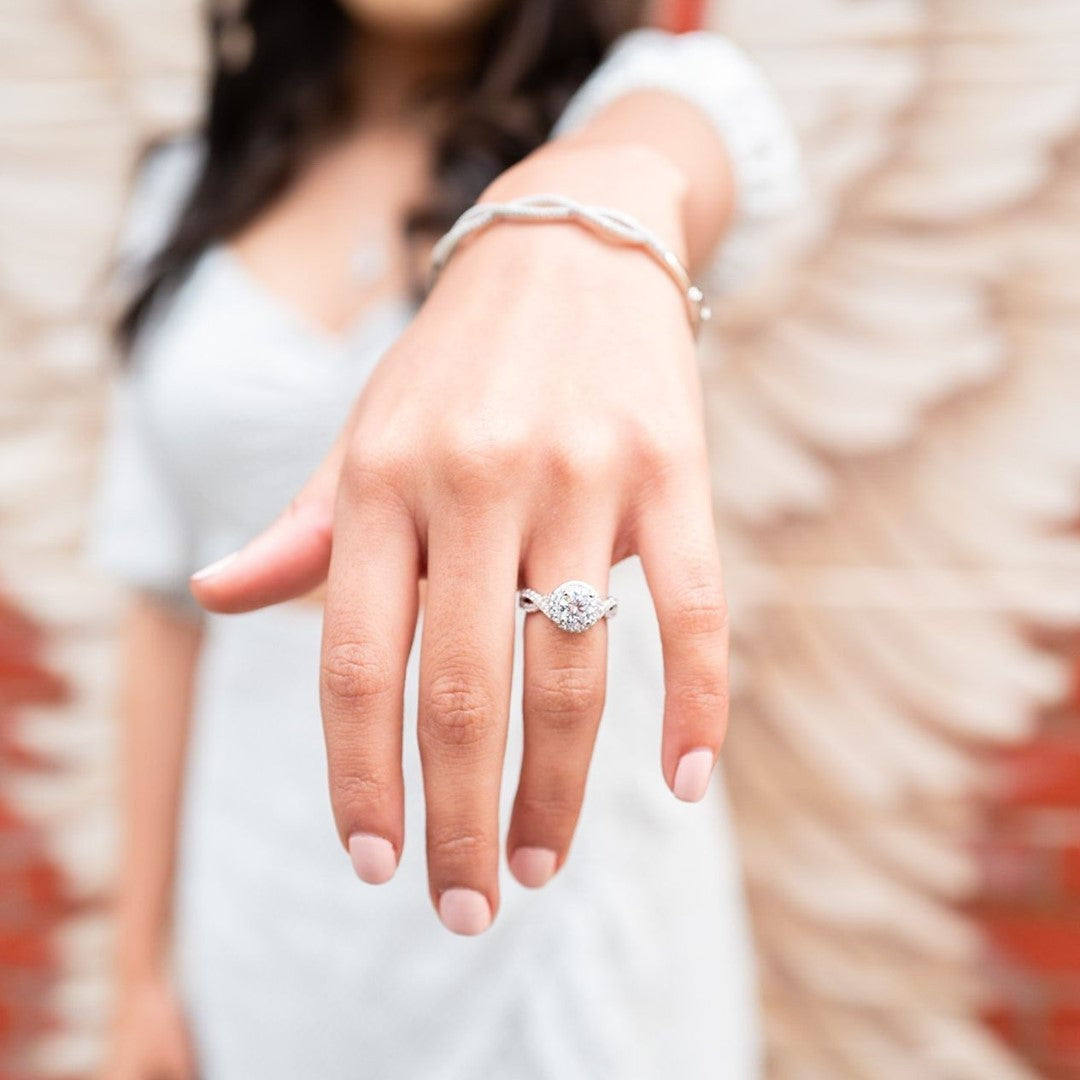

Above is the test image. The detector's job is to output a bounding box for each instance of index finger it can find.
[320,469,420,885]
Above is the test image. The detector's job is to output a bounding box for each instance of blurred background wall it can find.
[1,4,202,1074]
[2,1,1080,1077]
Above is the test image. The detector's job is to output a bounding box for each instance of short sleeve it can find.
[551,28,803,290]
[85,369,199,611]
[85,138,204,613]
[111,135,204,298]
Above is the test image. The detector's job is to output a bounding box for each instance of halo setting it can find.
[518,580,618,633]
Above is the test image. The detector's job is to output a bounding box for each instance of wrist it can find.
[479,141,689,261]
[425,143,693,327]
[114,908,170,988]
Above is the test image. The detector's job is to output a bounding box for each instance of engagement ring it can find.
[518,580,618,633]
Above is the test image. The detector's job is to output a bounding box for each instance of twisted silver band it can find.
[429,193,711,340]
[518,580,618,634]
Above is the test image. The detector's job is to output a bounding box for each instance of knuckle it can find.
[514,787,581,828]
[427,826,490,862]
[281,493,334,549]
[670,674,730,721]
[329,770,393,812]
[632,423,675,467]
[343,436,413,493]
[423,671,496,748]
[669,577,729,641]
[527,664,604,731]
[635,429,709,491]
[544,430,620,490]
[438,427,527,499]
[321,640,396,704]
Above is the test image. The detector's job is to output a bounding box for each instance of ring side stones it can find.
[519,581,618,633]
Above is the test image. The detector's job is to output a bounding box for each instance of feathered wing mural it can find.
[0,6,204,1076]
[699,1,1080,1075]
[3,1,1080,1077]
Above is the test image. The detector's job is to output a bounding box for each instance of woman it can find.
[89,0,799,1076]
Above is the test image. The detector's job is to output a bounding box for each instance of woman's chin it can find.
[339,0,504,38]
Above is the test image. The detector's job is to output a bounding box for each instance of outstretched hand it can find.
[189,142,729,935]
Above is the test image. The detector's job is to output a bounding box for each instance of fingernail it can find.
[438,888,492,935]
[509,847,558,889]
[673,747,715,802]
[191,550,240,581]
[348,833,398,885]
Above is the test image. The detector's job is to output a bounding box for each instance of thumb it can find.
[189,442,343,615]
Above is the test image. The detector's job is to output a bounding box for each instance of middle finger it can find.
[418,508,519,935]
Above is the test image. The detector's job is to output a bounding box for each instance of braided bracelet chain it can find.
[428,193,711,340]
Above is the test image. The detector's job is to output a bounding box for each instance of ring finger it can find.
[507,515,616,888]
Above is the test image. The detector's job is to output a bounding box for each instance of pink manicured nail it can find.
[509,847,558,889]
[673,748,715,802]
[348,834,397,885]
[438,888,492,935]
[191,550,240,581]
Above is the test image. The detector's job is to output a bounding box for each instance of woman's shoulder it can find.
[555,27,795,148]
[116,134,205,288]
[552,27,802,288]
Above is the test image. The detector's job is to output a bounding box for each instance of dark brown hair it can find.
[118,0,646,346]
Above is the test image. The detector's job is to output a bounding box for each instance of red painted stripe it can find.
[1000,739,1080,808]
[985,914,1080,973]
[0,590,71,1072]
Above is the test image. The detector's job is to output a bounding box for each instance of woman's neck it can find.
[348,26,479,128]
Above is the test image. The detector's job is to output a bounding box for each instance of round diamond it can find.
[545,581,603,633]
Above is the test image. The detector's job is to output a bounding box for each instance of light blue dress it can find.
[88,29,800,1080]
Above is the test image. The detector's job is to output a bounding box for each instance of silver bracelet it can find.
[428,193,711,339]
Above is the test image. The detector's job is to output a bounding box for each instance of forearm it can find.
[114,595,202,985]
[481,88,735,272]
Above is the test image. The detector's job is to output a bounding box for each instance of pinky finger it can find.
[635,486,729,803]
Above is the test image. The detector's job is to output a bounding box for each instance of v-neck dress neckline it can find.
[209,243,417,352]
